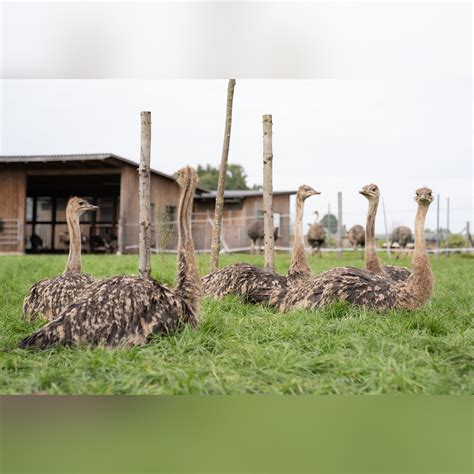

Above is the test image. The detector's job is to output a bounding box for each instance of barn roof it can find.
[0,153,209,192]
[196,189,297,199]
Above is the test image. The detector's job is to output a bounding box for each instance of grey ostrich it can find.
[390,225,413,259]
[307,211,326,257]
[247,219,279,254]
[271,188,434,312]
[359,184,410,281]
[23,197,98,321]
[348,225,365,250]
[202,185,320,303]
[19,167,201,349]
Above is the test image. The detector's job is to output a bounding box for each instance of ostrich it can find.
[307,211,326,257]
[247,219,279,254]
[348,225,365,250]
[390,225,413,259]
[271,188,434,312]
[19,166,201,349]
[359,184,410,281]
[23,197,98,321]
[202,185,320,303]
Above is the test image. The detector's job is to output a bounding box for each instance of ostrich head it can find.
[66,197,98,217]
[415,187,433,205]
[297,185,320,201]
[359,184,380,200]
[176,165,198,190]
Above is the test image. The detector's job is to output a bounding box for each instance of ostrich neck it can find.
[288,197,310,280]
[65,211,81,273]
[365,198,383,274]
[405,203,433,299]
[176,177,200,304]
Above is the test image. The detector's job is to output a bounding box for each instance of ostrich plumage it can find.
[271,188,434,312]
[202,185,320,303]
[22,197,98,321]
[390,226,413,249]
[359,184,411,282]
[307,212,326,255]
[247,219,279,254]
[348,225,365,250]
[19,166,201,349]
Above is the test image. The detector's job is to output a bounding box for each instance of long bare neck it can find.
[65,209,82,273]
[288,196,310,282]
[365,198,383,274]
[405,203,433,302]
[176,177,201,308]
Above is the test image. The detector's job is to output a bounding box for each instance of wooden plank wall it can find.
[0,169,26,253]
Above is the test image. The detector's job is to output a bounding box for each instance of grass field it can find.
[0,252,472,394]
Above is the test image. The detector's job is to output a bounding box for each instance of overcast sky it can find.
[1,79,471,233]
[0,1,472,234]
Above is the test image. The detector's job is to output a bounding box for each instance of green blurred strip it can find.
[1,396,472,473]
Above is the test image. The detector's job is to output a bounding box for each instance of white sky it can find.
[0,1,472,234]
[1,79,472,233]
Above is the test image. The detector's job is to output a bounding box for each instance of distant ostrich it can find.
[307,211,326,257]
[202,185,320,303]
[348,225,365,250]
[247,219,279,254]
[359,184,410,281]
[19,166,201,349]
[23,197,98,321]
[390,225,413,259]
[271,188,434,312]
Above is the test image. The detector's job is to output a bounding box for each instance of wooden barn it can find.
[0,154,295,254]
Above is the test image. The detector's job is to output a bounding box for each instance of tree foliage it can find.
[321,213,338,234]
[197,163,256,190]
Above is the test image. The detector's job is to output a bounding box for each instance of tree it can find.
[321,213,338,234]
[197,163,252,190]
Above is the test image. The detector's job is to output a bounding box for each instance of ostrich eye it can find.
[79,201,85,205]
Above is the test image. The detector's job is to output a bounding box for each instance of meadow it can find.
[0,252,472,395]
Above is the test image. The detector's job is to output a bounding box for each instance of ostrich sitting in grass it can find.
[359,184,410,281]
[23,197,98,321]
[202,185,320,304]
[19,167,201,349]
[270,188,434,312]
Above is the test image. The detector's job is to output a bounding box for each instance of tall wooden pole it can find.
[466,221,472,248]
[382,198,391,258]
[337,192,343,257]
[262,114,275,271]
[210,79,236,271]
[139,111,152,278]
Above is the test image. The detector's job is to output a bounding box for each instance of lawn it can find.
[0,252,472,394]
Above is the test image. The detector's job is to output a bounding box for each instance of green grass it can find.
[1,252,473,394]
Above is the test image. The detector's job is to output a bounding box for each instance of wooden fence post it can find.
[139,111,152,278]
[210,79,236,271]
[263,114,275,271]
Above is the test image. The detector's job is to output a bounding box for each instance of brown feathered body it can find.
[22,273,97,322]
[23,197,98,321]
[19,166,201,349]
[307,223,326,253]
[348,225,365,249]
[203,185,320,304]
[272,188,434,313]
[247,219,279,251]
[19,275,198,349]
[390,226,412,248]
[201,262,289,304]
[270,265,429,312]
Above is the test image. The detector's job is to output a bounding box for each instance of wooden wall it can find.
[118,167,181,253]
[0,169,26,253]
